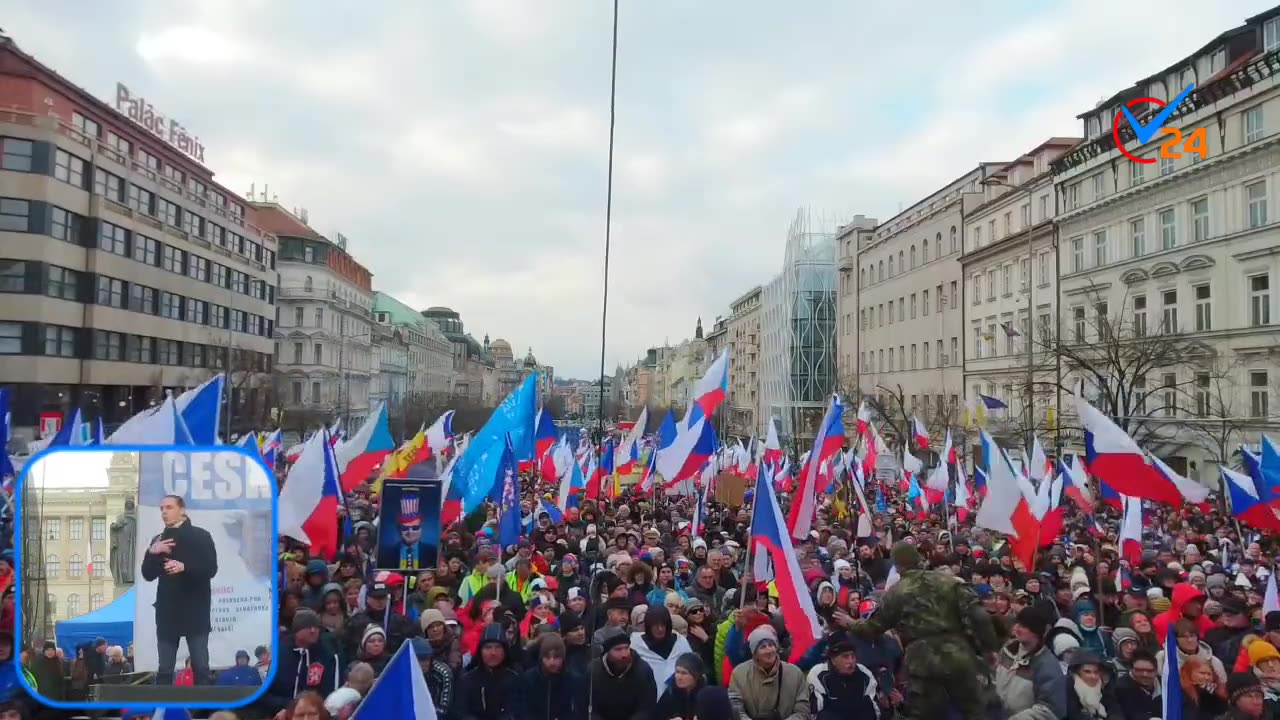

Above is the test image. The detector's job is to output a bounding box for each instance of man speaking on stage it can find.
[140,494,218,686]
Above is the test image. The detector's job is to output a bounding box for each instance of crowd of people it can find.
[0,437,1277,720]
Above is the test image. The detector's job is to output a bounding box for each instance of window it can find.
[950,226,957,252]
[186,298,207,325]
[160,292,182,320]
[1191,198,1209,241]
[1130,160,1144,186]
[71,112,99,138]
[1002,265,1011,295]
[231,310,246,333]
[105,130,131,158]
[140,149,160,172]
[291,381,303,404]
[1020,258,1030,289]
[910,246,916,268]
[128,335,153,363]
[162,245,184,274]
[1133,376,1148,414]
[0,137,33,171]
[91,591,104,608]
[1130,218,1145,257]
[1159,209,1176,249]
[211,304,227,328]
[187,343,206,367]
[0,322,18,354]
[70,518,83,540]
[67,594,79,617]
[93,168,124,202]
[888,256,894,276]
[69,554,83,578]
[1004,211,1012,235]
[1039,195,1048,221]
[1161,289,1179,333]
[0,198,30,232]
[911,345,917,369]
[158,197,180,227]
[877,304,883,327]
[132,234,158,265]
[1095,302,1109,339]
[54,149,86,188]
[46,266,79,301]
[973,327,983,359]
[129,284,156,314]
[45,555,58,579]
[1021,203,1031,228]
[1038,252,1049,285]
[96,276,124,308]
[986,269,996,300]
[950,337,958,365]
[1092,173,1104,199]
[972,275,981,304]
[1194,285,1212,331]
[0,260,25,292]
[922,289,930,315]
[1093,230,1107,266]
[188,254,209,282]
[910,294,917,319]
[213,263,228,288]
[1251,371,1270,418]
[232,271,247,294]
[923,342,930,368]
[1073,307,1086,342]
[937,284,944,313]
[1194,372,1211,417]
[888,300,895,323]
[889,348,896,371]
[98,222,127,256]
[45,326,75,357]
[973,225,982,248]
[1245,106,1265,144]
[158,339,181,365]
[1039,311,1051,338]
[50,207,80,243]
[950,281,958,308]
[1071,237,1084,272]
[311,381,322,403]
[1248,181,1268,229]
[1068,182,1080,209]
[899,251,904,272]
[1130,294,1147,336]
[1250,274,1271,326]
[922,238,929,262]
[1159,154,1175,176]
[1266,17,1280,52]
[1162,373,1178,418]
[987,324,997,355]
[184,211,204,239]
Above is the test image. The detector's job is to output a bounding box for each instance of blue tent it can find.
[54,587,134,652]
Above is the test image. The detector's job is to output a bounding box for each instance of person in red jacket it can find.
[1154,582,1214,640]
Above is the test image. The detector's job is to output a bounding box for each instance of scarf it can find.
[1073,677,1108,718]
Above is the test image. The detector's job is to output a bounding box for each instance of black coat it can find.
[140,518,218,638]
[514,667,586,720]
[589,651,656,720]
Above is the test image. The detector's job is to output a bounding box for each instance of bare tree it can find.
[1032,282,1209,447]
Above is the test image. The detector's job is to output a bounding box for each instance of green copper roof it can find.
[373,292,427,329]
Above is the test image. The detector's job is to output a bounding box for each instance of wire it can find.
[595,0,619,444]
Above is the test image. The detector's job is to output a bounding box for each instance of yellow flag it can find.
[1046,406,1057,430]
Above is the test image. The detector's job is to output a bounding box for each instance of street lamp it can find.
[980,175,1038,454]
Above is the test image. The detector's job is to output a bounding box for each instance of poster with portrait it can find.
[376,479,442,572]
[133,450,275,671]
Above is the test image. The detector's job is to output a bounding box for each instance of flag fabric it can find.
[105,395,194,446]
[425,411,456,457]
[911,417,929,451]
[1265,574,1280,617]
[1001,321,1020,337]
[855,400,872,438]
[763,418,783,468]
[614,408,648,475]
[749,464,821,663]
[787,395,844,541]
[1060,454,1094,512]
[85,538,95,577]
[691,477,709,537]
[978,394,1008,410]
[1077,394,1184,506]
[1028,437,1051,484]
[49,408,88,447]
[174,373,225,445]
[453,375,539,513]
[1161,622,1182,720]
[636,448,658,497]
[335,403,397,493]
[279,429,341,559]
[496,436,522,548]
[686,349,729,423]
[925,432,953,493]
[0,389,13,481]
[353,634,438,720]
[1222,466,1280,532]
[261,429,283,468]
[533,408,558,464]
[656,417,715,487]
[975,431,1040,570]
[237,432,259,453]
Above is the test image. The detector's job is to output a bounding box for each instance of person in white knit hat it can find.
[728,625,809,720]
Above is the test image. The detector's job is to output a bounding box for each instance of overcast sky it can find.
[7,1,1272,378]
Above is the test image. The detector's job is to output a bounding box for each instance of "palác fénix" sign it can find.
[114,82,206,164]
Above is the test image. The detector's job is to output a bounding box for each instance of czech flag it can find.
[1059,454,1093,512]
[762,418,783,469]
[174,373,225,446]
[657,417,716,487]
[353,639,439,720]
[1222,465,1280,533]
[855,400,872,438]
[974,431,1040,570]
[911,417,929,451]
[614,408,648,475]
[750,463,821,663]
[279,429,341,561]
[261,429,283,468]
[1118,495,1143,564]
[525,408,558,472]
[685,349,729,425]
[788,395,844,540]
[1077,394,1183,506]
[335,402,397,493]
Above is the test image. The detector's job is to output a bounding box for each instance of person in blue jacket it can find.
[216,650,263,686]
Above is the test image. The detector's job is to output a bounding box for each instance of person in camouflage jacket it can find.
[851,541,1001,720]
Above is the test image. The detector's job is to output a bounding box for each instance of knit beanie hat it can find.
[1248,639,1280,667]
[747,625,778,655]
[361,624,386,650]
[538,633,566,659]
[1015,606,1050,639]
[675,652,705,680]
[1228,671,1263,702]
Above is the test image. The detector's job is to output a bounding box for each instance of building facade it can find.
[372,291,455,402]
[1050,7,1280,482]
[853,167,1005,442]
[256,204,372,430]
[369,319,408,418]
[961,139,1078,447]
[835,216,877,392]
[0,37,276,441]
[760,209,838,445]
[726,286,763,435]
[420,307,496,407]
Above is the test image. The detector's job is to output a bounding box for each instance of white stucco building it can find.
[1050,6,1280,482]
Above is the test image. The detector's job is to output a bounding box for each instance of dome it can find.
[523,347,538,368]
[490,339,514,363]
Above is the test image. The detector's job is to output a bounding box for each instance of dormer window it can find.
[1087,116,1100,138]
[1266,17,1280,53]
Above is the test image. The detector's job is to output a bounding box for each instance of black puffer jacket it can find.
[457,624,521,720]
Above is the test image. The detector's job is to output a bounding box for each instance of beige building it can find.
[961,138,1078,446]
[0,37,276,441]
[852,168,1009,435]
[726,286,762,435]
[1050,7,1280,481]
[22,451,137,644]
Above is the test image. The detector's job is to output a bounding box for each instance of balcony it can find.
[838,255,854,272]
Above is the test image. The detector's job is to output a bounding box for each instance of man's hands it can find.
[149,539,175,556]
[163,560,185,575]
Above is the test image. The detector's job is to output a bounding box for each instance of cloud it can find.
[6,0,1276,379]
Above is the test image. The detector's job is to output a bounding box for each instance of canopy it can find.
[54,588,134,652]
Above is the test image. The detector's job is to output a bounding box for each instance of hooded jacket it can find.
[1153,583,1214,639]
[457,624,520,720]
[260,631,343,714]
[514,636,586,720]
[590,646,657,720]
[630,605,694,699]
[806,660,879,720]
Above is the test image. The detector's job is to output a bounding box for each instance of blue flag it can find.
[353,637,438,720]
[175,374,224,445]
[454,375,538,513]
[0,389,13,481]
[496,436,522,549]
